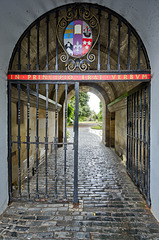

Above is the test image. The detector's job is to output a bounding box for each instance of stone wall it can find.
[11,102,55,186]
[115,108,127,164]
[108,98,127,163]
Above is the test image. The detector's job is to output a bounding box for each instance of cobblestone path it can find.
[0,126,159,239]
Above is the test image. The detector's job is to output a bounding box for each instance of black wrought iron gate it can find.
[127,83,151,206]
[8,81,79,203]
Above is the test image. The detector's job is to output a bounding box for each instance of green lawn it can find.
[91,125,102,130]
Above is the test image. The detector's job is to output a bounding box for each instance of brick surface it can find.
[0,126,159,239]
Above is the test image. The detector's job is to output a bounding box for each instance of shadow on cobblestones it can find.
[0,125,159,239]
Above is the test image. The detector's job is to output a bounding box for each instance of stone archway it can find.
[7,2,151,206]
[58,83,108,146]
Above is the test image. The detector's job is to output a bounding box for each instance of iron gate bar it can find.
[133,93,136,182]
[107,13,111,70]
[128,96,130,172]
[8,70,151,74]
[11,140,74,145]
[27,84,30,199]
[54,84,58,198]
[129,95,132,174]
[36,22,40,70]
[27,30,31,70]
[127,27,131,70]
[128,96,131,174]
[18,43,21,71]
[45,84,49,198]
[117,19,121,70]
[127,95,130,173]
[143,86,146,195]
[64,84,68,199]
[8,82,12,202]
[126,136,147,143]
[74,82,79,204]
[136,91,139,185]
[137,40,141,70]
[36,83,39,198]
[130,95,132,174]
[131,93,133,177]
[97,9,101,71]
[46,16,49,71]
[139,88,142,191]
[17,84,21,197]
[126,95,129,172]
[147,84,151,206]
[55,11,59,71]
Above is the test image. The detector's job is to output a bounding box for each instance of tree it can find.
[97,101,103,122]
[69,92,91,121]
[67,103,74,123]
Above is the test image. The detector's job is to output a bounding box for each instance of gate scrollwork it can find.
[56,5,100,71]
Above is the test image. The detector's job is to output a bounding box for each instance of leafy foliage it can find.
[97,101,103,122]
[69,92,92,122]
[67,103,74,123]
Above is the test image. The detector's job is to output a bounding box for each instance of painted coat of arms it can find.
[64,20,92,58]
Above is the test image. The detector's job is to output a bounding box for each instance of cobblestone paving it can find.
[0,126,159,239]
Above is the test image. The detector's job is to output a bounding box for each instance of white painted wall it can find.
[0,0,159,220]
[0,75,8,213]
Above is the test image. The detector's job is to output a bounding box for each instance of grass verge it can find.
[91,125,102,130]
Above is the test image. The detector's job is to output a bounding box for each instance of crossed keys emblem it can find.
[74,41,82,52]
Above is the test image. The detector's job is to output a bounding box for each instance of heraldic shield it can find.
[64,20,92,58]
[56,5,100,71]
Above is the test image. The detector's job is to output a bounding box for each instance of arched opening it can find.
[9,3,150,72]
[67,87,105,143]
[7,3,151,206]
